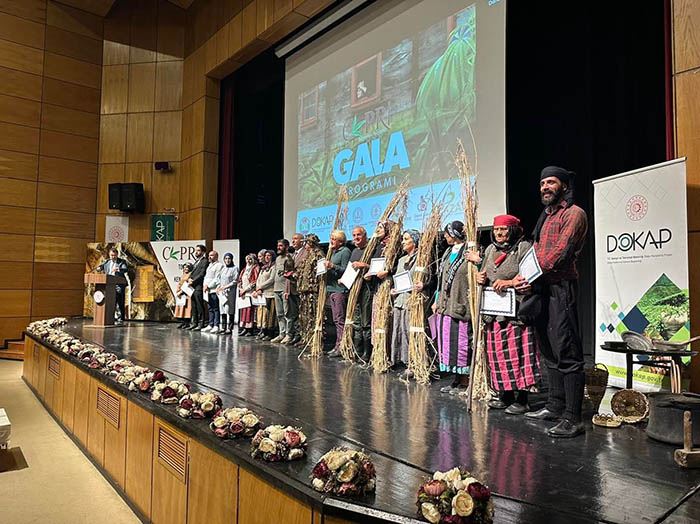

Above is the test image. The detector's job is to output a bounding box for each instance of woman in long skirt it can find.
[174,263,193,328]
[238,253,259,336]
[477,214,540,414]
[217,253,239,334]
[432,221,481,395]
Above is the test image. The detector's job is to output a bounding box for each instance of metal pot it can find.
[646,392,700,446]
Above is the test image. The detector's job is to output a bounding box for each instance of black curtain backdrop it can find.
[219,1,668,353]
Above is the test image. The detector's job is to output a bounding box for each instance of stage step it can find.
[0,341,24,361]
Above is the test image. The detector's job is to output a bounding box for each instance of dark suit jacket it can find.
[99,257,128,277]
[189,256,208,287]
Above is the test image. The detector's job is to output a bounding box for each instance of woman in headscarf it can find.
[216,253,239,335]
[478,214,540,414]
[174,262,193,328]
[390,229,430,376]
[255,249,277,341]
[238,253,260,336]
[432,220,481,395]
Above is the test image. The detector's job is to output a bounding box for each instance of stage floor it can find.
[64,319,700,523]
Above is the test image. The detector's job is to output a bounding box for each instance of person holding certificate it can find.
[174,263,193,328]
[325,230,352,357]
[432,221,481,395]
[255,250,277,341]
[216,253,239,335]
[477,215,540,415]
[365,220,394,349]
[237,254,260,336]
[517,166,588,438]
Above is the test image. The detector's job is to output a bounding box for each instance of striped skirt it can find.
[433,314,472,375]
[485,321,539,391]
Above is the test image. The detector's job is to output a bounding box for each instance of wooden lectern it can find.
[84,273,127,327]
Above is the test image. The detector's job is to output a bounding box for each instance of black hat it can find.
[540,166,574,186]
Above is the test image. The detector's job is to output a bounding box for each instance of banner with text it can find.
[151,240,205,299]
[594,159,689,391]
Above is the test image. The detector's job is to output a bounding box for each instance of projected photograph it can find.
[296,5,477,236]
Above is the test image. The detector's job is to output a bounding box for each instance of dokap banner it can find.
[594,159,689,391]
[151,240,205,298]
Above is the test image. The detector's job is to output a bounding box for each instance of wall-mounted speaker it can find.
[154,161,171,172]
[120,183,145,213]
[108,183,122,210]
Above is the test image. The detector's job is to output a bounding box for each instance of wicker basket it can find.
[611,389,649,423]
[583,363,609,414]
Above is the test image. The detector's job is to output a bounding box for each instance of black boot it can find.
[562,372,585,423]
[545,367,566,414]
[505,391,530,415]
[488,391,514,409]
[220,316,227,335]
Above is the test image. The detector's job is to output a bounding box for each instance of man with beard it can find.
[186,244,209,330]
[284,233,304,345]
[516,166,588,438]
[346,226,373,359]
[272,239,297,344]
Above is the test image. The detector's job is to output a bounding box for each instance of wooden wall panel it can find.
[153,111,181,161]
[40,130,99,163]
[0,206,35,235]
[101,64,128,114]
[33,262,85,290]
[37,182,96,213]
[73,368,90,446]
[151,420,188,524]
[46,1,102,40]
[39,156,97,188]
[44,52,101,90]
[125,162,152,211]
[126,112,155,162]
[227,13,242,57]
[0,93,42,127]
[187,440,238,524]
[104,39,130,66]
[0,316,29,345]
[35,209,96,239]
[129,0,157,64]
[36,344,47,398]
[99,114,127,163]
[0,38,44,74]
[675,70,700,231]
[0,262,33,289]
[0,0,47,24]
[0,177,37,207]
[0,290,31,317]
[0,66,42,101]
[103,386,127,488]
[22,338,33,382]
[155,61,183,111]
[87,378,105,464]
[0,232,34,261]
[31,290,84,317]
[43,77,101,114]
[61,359,76,431]
[34,235,89,263]
[156,0,185,62]
[0,149,39,182]
[128,62,156,112]
[238,468,312,524]
[125,401,154,520]
[41,104,100,139]
[151,162,180,211]
[44,25,102,65]
[0,121,40,154]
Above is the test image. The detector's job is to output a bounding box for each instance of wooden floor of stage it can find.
[62,319,700,524]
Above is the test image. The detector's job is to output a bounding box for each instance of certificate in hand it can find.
[251,294,266,306]
[480,287,516,317]
[366,257,386,276]
[181,282,194,297]
[518,246,543,283]
[316,259,327,276]
[236,295,251,310]
[175,295,187,307]
[392,271,413,294]
[339,264,359,289]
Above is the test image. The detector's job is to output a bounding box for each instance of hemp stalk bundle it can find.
[407,203,443,385]
[308,186,348,358]
[455,139,489,407]
[370,192,408,372]
[339,183,409,361]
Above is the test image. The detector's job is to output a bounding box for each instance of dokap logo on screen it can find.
[332,130,410,185]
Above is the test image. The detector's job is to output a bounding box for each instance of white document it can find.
[366,257,386,276]
[252,294,267,306]
[218,292,228,306]
[175,295,187,307]
[236,295,251,309]
[480,287,516,317]
[339,264,359,289]
[316,259,327,276]
[393,270,413,294]
[181,282,194,297]
[203,292,209,303]
[518,246,543,283]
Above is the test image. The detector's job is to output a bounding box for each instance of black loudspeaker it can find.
[108,183,122,210]
[120,183,145,213]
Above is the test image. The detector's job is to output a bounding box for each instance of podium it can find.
[84,273,127,327]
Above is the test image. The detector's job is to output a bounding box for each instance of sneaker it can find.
[270,335,284,343]
[280,336,291,344]
[201,326,212,332]
[210,326,220,334]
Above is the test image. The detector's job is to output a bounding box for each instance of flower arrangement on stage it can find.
[310,447,376,497]
[250,425,307,462]
[151,380,190,404]
[416,467,494,524]
[210,407,262,439]
[177,391,223,419]
[27,317,67,336]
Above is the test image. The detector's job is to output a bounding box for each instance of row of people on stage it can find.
[173,166,588,438]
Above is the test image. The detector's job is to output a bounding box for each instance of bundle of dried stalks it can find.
[455,139,489,407]
[407,202,443,385]
[307,186,348,358]
[370,194,408,372]
[339,183,409,361]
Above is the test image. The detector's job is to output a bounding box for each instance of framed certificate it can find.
[366,257,386,276]
[518,246,543,283]
[393,271,413,294]
[480,287,516,317]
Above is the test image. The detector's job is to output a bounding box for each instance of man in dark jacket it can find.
[186,244,209,330]
[99,247,128,323]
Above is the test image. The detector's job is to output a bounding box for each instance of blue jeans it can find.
[207,292,220,327]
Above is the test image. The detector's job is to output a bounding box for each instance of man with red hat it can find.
[515,166,588,438]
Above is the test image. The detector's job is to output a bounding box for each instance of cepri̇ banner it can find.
[151,240,205,299]
[594,158,689,391]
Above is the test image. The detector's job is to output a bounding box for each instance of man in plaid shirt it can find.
[516,166,588,438]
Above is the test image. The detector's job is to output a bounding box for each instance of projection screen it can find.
[284,0,506,241]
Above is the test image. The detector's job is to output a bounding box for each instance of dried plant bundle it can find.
[407,202,443,385]
[308,186,348,358]
[340,182,409,361]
